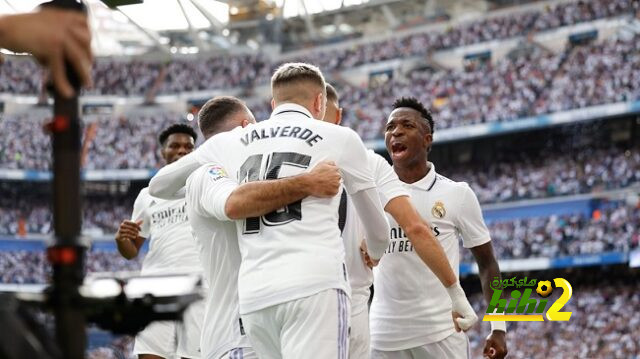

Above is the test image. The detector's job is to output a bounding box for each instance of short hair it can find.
[198,96,247,137]
[326,83,339,103]
[158,123,197,146]
[392,97,434,134]
[271,62,326,103]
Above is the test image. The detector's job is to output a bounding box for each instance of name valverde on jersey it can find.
[191,103,383,315]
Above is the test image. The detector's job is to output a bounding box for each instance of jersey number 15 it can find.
[239,152,311,234]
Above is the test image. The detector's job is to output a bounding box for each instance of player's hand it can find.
[115,220,142,243]
[483,331,507,359]
[359,240,379,269]
[307,160,341,197]
[446,282,478,332]
[0,8,93,97]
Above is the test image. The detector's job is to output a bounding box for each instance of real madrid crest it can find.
[431,201,446,219]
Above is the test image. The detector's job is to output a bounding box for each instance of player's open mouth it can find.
[391,142,408,157]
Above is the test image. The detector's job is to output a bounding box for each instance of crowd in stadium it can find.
[0,193,131,237]
[0,250,142,284]
[461,200,640,262]
[0,112,192,171]
[1,141,638,239]
[446,145,640,204]
[0,0,635,98]
[1,32,638,172]
[0,199,637,280]
[467,282,640,359]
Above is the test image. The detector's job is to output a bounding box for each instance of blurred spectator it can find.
[0,250,142,284]
[445,146,640,204]
[0,0,635,96]
[467,282,640,358]
[461,200,639,262]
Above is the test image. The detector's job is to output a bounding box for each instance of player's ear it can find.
[270,98,276,110]
[423,132,433,153]
[336,107,343,126]
[241,119,250,128]
[314,92,324,118]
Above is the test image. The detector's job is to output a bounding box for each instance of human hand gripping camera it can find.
[0,3,93,97]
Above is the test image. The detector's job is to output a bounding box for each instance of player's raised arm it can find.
[148,151,201,199]
[339,130,390,260]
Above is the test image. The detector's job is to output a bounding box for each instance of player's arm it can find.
[470,243,507,359]
[385,196,457,286]
[149,151,201,199]
[191,161,341,221]
[225,161,341,219]
[459,186,507,358]
[338,131,390,260]
[115,220,145,260]
[115,190,150,260]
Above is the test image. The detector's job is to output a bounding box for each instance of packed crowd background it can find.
[1,139,637,237]
[1,198,637,282]
[0,250,142,284]
[0,31,638,172]
[461,200,640,262]
[0,111,195,171]
[467,281,640,359]
[1,0,635,97]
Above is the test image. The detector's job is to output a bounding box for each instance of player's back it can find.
[201,103,374,314]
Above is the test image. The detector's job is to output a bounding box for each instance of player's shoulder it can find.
[434,172,470,191]
[134,187,153,206]
[433,172,476,200]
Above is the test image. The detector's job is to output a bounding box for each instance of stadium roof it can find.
[0,0,374,56]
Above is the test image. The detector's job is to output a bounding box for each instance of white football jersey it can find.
[342,151,408,315]
[369,163,491,350]
[185,165,252,359]
[191,103,382,314]
[131,188,202,276]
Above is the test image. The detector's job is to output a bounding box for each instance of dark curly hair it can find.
[391,97,434,134]
[158,123,198,146]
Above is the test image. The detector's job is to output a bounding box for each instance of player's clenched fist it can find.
[115,220,142,243]
[307,160,341,197]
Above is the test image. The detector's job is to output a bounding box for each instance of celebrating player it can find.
[323,84,478,359]
[115,124,205,359]
[184,96,343,358]
[150,62,391,358]
[369,97,508,359]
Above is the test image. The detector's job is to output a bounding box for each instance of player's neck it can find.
[394,159,430,184]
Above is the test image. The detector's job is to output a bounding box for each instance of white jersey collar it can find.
[271,103,314,120]
[407,161,437,192]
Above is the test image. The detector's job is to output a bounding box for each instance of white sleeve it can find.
[187,164,238,221]
[148,152,203,199]
[338,129,377,195]
[131,189,150,238]
[456,184,491,248]
[350,187,390,261]
[368,151,409,206]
